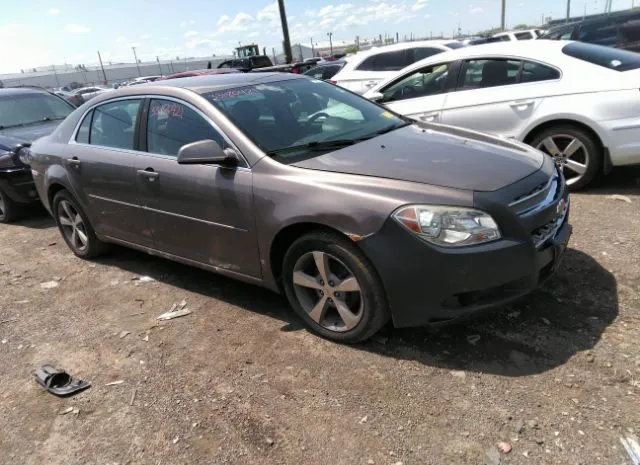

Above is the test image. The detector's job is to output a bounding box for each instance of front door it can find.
[67,98,152,246]
[378,62,452,124]
[135,98,261,278]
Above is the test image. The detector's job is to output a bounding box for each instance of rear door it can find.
[378,62,453,123]
[134,97,261,277]
[66,97,152,246]
[440,58,561,138]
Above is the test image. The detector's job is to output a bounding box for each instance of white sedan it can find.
[364,40,640,189]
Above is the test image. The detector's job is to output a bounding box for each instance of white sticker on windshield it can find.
[611,59,622,67]
[310,79,322,83]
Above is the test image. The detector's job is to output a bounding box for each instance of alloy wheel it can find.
[292,251,364,332]
[57,200,89,252]
[536,134,589,187]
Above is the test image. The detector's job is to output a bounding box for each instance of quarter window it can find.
[381,63,451,102]
[520,61,560,83]
[90,99,141,150]
[515,31,534,40]
[458,59,521,89]
[76,110,92,144]
[146,99,224,157]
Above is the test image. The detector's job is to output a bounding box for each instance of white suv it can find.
[331,40,463,94]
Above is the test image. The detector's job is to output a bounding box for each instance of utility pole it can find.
[566,0,571,21]
[156,56,162,75]
[501,0,506,31]
[131,46,141,76]
[310,37,315,56]
[97,51,108,85]
[327,32,333,56]
[278,0,293,63]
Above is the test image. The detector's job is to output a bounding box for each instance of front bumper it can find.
[358,162,571,328]
[0,167,39,204]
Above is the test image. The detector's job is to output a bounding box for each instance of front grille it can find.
[531,198,569,248]
[509,168,561,216]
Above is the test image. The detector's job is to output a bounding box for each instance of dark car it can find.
[303,61,346,83]
[29,73,570,343]
[0,87,75,222]
[541,10,640,53]
[218,55,274,72]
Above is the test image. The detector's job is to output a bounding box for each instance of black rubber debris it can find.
[33,364,91,397]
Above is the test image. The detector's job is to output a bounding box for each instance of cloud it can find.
[411,0,428,11]
[116,35,127,43]
[64,24,90,34]
[179,19,196,27]
[319,17,336,28]
[141,34,152,39]
[49,8,60,15]
[184,30,198,38]
[127,42,141,48]
[469,6,485,14]
[215,12,253,34]
[249,31,260,37]
[257,2,279,23]
[185,38,218,49]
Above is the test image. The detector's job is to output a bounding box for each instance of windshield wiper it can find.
[267,139,362,156]
[0,117,65,130]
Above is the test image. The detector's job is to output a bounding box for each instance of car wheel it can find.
[0,188,19,224]
[282,231,390,343]
[530,125,601,190]
[53,190,107,259]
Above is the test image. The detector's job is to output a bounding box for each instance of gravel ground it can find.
[1,168,639,465]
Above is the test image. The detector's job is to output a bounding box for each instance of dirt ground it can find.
[1,169,639,465]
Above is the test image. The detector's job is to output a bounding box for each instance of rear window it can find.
[515,31,533,40]
[562,41,640,71]
[356,50,408,71]
[444,41,464,49]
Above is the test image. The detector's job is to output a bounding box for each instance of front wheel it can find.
[0,188,19,224]
[282,231,390,343]
[530,125,602,190]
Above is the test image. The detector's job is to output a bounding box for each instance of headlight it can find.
[392,205,501,247]
[17,146,33,165]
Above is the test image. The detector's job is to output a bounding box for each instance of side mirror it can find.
[367,91,385,102]
[177,139,239,168]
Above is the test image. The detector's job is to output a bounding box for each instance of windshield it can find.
[0,93,74,129]
[202,78,408,160]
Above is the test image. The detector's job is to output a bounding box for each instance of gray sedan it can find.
[28,73,571,343]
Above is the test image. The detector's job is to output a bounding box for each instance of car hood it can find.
[0,120,62,147]
[290,123,544,192]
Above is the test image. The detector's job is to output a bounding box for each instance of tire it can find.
[529,124,602,191]
[282,231,390,343]
[0,188,19,224]
[53,190,108,259]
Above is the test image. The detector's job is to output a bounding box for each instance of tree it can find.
[513,23,538,30]
[344,45,358,54]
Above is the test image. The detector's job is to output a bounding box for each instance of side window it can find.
[357,50,407,71]
[410,47,445,63]
[458,59,521,90]
[75,110,92,144]
[520,61,560,83]
[147,99,224,157]
[515,31,533,40]
[306,68,326,80]
[322,65,341,80]
[578,22,618,46]
[381,63,451,102]
[90,99,141,150]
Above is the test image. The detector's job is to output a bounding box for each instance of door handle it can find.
[419,113,438,122]
[137,168,159,182]
[66,157,81,169]
[509,100,535,109]
[365,81,377,88]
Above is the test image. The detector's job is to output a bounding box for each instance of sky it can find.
[0,0,635,73]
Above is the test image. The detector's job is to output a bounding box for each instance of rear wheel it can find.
[53,190,107,259]
[0,188,19,224]
[282,231,389,343]
[530,125,601,190]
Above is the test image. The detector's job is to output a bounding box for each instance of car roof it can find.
[135,72,304,93]
[354,40,460,57]
[0,87,50,97]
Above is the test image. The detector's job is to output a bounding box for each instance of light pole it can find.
[327,32,333,56]
[131,46,141,76]
[501,0,506,31]
[277,0,293,63]
[566,0,571,21]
